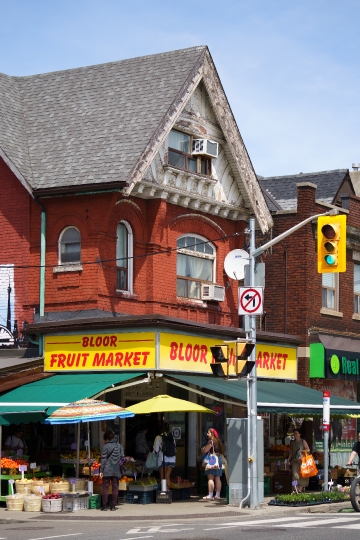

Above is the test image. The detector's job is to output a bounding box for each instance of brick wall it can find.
[27,191,246,328]
[262,182,360,386]
[0,158,35,333]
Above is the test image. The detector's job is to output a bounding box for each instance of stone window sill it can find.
[352,313,360,321]
[53,264,83,273]
[320,307,343,318]
[115,290,136,299]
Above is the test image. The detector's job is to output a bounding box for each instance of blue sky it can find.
[1,0,359,177]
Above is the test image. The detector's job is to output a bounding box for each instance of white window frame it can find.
[176,233,216,299]
[321,272,340,313]
[116,221,133,294]
[58,226,81,266]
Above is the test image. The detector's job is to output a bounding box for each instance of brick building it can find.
[259,169,360,460]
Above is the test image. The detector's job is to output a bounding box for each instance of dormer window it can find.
[168,130,211,176]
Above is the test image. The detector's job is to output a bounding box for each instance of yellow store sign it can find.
[44,331,297,379]
[44,333,156,371]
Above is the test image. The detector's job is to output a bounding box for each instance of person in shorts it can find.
[154,423,175,489]
[201,428,225,500]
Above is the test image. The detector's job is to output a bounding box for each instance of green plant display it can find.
[273,491,350,506]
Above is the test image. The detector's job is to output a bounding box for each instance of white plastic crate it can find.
[62,495,89,512]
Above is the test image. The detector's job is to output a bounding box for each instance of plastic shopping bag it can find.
[145,451,158,470]
[300,452,318,478]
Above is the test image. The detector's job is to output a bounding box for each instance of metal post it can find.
[249,218,258,508]
[323,391,330,491]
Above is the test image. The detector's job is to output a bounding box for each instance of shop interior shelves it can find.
[0,472,52,502]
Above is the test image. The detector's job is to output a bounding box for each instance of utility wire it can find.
[0,231,244,270]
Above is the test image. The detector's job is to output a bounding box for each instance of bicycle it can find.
[349,462,360,512]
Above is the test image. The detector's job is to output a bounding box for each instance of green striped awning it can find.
[168,375,360,416]
[0,372,145,422]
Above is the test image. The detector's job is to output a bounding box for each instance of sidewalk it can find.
[0,496,354,523]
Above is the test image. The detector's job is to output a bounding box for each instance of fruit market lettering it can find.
[255,350,288,371]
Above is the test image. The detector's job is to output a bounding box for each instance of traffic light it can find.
[235,342,255,377]
[317,215,346,273]
[210,345,229,378]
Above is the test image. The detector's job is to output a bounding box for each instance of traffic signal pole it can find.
[246,208,339,508]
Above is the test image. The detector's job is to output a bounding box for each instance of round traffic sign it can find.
[239,288,262,314]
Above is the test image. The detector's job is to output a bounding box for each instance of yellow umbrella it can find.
[126,394,214,414]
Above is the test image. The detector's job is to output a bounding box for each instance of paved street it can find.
[2,512,360,540]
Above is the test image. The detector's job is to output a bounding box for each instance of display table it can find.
[0,472,52,502]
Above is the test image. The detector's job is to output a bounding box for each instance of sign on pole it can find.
[238,287,264,315]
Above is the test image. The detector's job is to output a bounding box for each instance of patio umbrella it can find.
[45,399,135,477]
[125,394,214,414]
[126,394,214,487]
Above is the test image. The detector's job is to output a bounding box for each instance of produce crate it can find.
[126,491,153,504]
[128,485,154,492]
[155,490,172,503]
[42,498,63,513]
[89,494,101,509]
[62,494,89,512]
[337,476,355,487]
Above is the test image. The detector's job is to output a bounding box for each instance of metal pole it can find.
[249,218,258,508]
[323,391,330,491]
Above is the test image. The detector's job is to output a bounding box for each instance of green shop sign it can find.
[310,343,360,380]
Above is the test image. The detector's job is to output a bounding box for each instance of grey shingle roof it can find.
[258,170,349,210]
[0,46,206,191]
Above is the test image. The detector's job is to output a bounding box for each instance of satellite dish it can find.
[224,249,249,280]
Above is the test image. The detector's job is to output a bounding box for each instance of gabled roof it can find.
[0,46,272,232]
[258,169,350,210]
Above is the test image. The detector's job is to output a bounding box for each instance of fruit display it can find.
[0,457,29,469]
[170,479,194,489]
[42,493,61,499]
[270,444,290,451]
[130,477,157,486]
[60,449,101,463]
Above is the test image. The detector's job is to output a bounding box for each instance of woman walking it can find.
[99,429,124,511]
[201,428,225,500]
[288,429,310,493]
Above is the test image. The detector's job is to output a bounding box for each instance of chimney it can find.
[352,163,360,171]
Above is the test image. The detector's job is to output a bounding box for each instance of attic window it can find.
[168,130,211,176]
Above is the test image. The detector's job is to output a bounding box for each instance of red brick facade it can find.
[262,182,360,386]
[0,157,36,329]
[24,189,246,328]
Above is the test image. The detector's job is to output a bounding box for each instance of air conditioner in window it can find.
[192,139,219,159]
[201,284,225,302]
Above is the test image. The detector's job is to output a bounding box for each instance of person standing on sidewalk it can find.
[288,429,310,493]
[99,429,124,511]
[201,428,225,500]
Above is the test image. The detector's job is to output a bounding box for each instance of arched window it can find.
[59,227,81,264]
[116,221,133,292]
[176,234,215,299]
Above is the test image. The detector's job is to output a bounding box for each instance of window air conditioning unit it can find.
[192,139,219,159]
[201,284,225,302]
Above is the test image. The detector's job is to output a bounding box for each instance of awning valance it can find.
[0,372,145,423]
[168,374,360,416]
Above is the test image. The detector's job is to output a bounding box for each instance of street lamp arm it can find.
[252,209,339,258]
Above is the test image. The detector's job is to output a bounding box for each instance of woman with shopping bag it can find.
[288,429,310,493]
